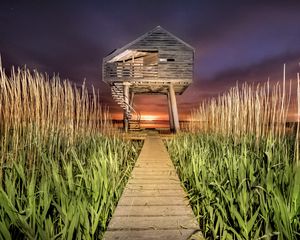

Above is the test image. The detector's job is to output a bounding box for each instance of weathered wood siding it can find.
[124,28,193,81]
[103,26,194,84]
[158,50,193,79]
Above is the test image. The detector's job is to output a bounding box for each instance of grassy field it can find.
[0,65,142,239]
[166,78,300,239]
[1,61,299,239]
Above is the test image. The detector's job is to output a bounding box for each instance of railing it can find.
[111,83,141,130]
[105,62,158,79]
[124,96,141,125]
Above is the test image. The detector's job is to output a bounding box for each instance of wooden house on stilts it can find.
[103,26,194,132]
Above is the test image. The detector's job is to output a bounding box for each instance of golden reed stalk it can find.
[0,62,114,171]
[296,73,300,165]
[188,71,293,142]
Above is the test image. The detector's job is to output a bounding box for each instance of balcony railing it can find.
[105,62,158,79]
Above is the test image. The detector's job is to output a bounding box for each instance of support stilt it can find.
[169,84,180,132]
[130,92,135,107]
[123,83,130,132]
[167,92,175,132]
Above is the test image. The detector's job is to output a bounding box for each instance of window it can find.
[159,58,175,62]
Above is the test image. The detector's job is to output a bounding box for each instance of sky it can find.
[1,0,300,121]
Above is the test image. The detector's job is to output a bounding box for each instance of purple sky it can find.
[1,0,300,120]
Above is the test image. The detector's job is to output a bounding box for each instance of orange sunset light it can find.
[141,115,157,121]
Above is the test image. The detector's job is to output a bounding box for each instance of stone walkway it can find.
[104,135,202,240]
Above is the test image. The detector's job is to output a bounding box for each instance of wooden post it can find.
[123,82,130,132]
[167,92,175,132]
[130,91,135,107]
[169,84,180,132]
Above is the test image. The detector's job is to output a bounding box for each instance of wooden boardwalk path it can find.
[104,135,202,240]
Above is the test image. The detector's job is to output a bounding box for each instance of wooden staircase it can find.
[128,120,141,131]
[111,83,141,131]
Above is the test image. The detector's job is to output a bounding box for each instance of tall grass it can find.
[189,79,291,141]
[0,64,113,169]
[0,63,141,239]
[166,76,300,239]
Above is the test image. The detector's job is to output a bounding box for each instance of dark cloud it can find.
[1,0,300,120]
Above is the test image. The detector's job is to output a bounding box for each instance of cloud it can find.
[1,0,300,120]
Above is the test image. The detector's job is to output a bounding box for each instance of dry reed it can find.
[167,70,300,239]
[188,77,292,141]
[0,63,113,171]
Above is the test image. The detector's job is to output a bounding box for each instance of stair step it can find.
[111,84,141,126]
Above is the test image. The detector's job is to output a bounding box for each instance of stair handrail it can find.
[123,94,141,123]
[111,84,141,128]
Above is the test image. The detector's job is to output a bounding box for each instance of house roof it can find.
[103,26,194,62]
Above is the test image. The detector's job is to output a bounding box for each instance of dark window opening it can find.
[167,58,175,62]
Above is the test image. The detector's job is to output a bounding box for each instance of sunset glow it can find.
[1,2,300,120]
[141,115,157,121]
[0,1,299,239]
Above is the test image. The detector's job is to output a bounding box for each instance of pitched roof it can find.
[103,26,194,62]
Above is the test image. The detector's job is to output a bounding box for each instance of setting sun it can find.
[141,115,157,121]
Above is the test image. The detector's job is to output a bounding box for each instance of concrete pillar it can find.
[123,83,130,132]
[169,84,180,132]
[167,92,175,132]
